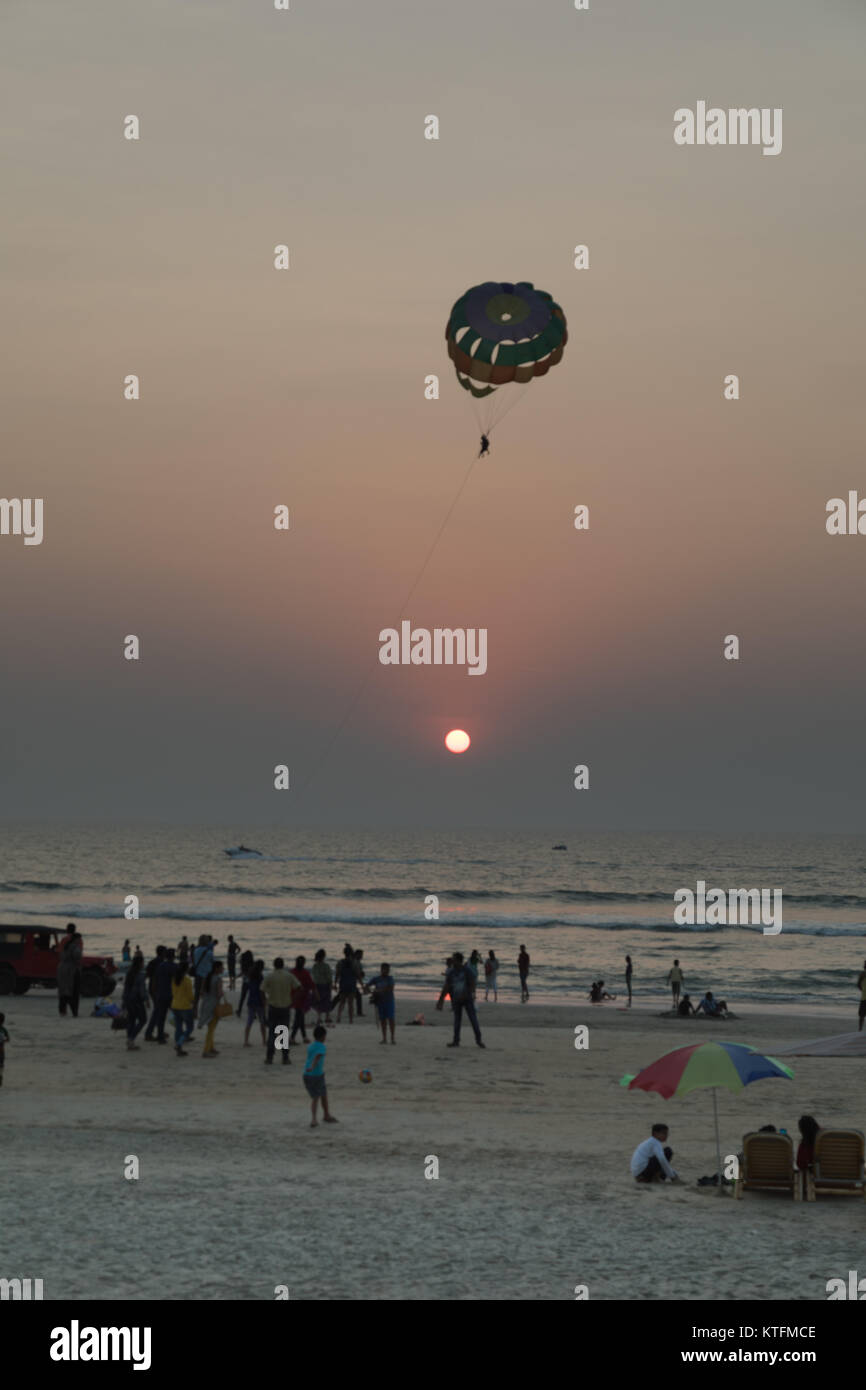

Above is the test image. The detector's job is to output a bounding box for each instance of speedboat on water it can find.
[225,845,263,859]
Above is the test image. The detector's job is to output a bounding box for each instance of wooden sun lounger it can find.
[806,1129,866,1201]
[734,1132,800,1200]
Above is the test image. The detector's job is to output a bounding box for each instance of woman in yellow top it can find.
[199,961,225,1058]
[171,963,195,1057]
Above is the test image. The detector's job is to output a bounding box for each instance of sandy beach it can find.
[2,990,862,1301]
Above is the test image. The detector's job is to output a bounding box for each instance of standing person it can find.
[625,955,633,1008]
[176,935,190,965]
[199,960,225,1058]
[518,944,531,1003]
[484,950,499,1003]
[226,935,240,990]
[303,1025,337,1128]
[311,949,334,1026]
[796,1114,820,1172]
[353,948,366,1018]
[243,960,267,1047]
[144,946,164,1011]
[263,957,294,1065]
[667,959,684,1008]
[123,954,149,1051]
[143,947,165,1039]
[289,955,314,1045]
[192,935,215,1018]
[0,1012,8,1088]
[122,939,131,963]
[145,948,175,1044]
[436,952,485,1049]
[171,961,195,1057]
[237,949,255,1015]
[57,930,83,1017]
[442,957,453,1002]
[334,946,358,1025]
[857,959,866,1032]
[366,963,396,1044]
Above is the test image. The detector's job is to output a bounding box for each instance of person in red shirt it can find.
[796,1114,819,1170]
[289,955,315,1046]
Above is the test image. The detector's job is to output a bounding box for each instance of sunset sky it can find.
[2,0,864,829]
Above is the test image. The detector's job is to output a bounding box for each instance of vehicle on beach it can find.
[0,926,118,997]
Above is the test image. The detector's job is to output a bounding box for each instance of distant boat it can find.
[225,846,263,859]
[552,844,567,851]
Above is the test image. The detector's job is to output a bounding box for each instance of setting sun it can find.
[445,729,471,754]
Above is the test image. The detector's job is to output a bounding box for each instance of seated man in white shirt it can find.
[630,1124,680,1183]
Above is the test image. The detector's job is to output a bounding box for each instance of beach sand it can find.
[1,992,862,1301]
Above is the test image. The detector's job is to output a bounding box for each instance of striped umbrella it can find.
[620,1041,794,1182]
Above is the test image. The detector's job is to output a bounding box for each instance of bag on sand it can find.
[215,1000,233,1020]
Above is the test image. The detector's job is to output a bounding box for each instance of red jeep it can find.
[0,926,117,996]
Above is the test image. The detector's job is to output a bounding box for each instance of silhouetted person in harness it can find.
[478,434,490,458]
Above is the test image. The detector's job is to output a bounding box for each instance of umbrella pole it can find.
[713,1089,724,1192]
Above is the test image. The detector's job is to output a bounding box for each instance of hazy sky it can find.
[2,0,864,830]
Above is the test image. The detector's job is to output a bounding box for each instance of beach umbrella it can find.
[620,1041,794,1183]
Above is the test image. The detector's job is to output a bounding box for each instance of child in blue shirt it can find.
[303,1024,337,1128]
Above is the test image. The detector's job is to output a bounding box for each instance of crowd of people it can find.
[104,937,537,1058]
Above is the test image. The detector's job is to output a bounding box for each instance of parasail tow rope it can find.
[296,453,480,794]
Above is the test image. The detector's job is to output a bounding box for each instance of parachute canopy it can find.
[445,280,567,432]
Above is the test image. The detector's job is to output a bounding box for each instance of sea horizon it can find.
[3,824,864,1010]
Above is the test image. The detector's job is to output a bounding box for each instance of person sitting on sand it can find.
[677,994,696,1017]
[589,980,615,1002]
[695,991,728,1018]
[631,1124,680,1183]
[796,1114,820,1171]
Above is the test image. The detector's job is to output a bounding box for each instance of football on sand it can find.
[359,1069,372,1084]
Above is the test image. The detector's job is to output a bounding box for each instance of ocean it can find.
[1,825,865,1007]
